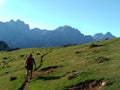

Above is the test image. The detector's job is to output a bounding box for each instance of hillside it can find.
[0,40,10,51]
[0,38,120,90]
[0,20,116,48]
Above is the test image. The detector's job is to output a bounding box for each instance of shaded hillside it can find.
[0,40,10,51]
[0,38,120,90]
[0,20,116,48]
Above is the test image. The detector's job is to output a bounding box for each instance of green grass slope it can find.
[0,38,120,90]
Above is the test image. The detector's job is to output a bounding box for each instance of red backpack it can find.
[26,57,34,66]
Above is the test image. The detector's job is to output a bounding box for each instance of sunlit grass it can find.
[0,38,120,90]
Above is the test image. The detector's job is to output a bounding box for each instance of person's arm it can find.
[33,58,36,69]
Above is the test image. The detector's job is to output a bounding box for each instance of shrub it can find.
[3,57,7,60]
[75,50,81,54]
[89,43,104,48]
[19,54,25,57]
[9,76,17,81]
[36,52,41,55]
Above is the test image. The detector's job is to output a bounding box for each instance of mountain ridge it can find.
[0,20,116,48]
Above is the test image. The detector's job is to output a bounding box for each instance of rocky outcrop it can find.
[0,40,10,51]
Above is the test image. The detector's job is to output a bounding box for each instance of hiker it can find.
[25,53,36,82]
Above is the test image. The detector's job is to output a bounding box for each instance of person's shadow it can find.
[18,81,26,90]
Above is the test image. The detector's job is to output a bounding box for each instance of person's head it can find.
[29,53,33,57]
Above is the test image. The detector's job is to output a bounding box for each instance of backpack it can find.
[26,57,34,66]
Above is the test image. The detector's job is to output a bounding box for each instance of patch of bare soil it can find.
[33,66,62,77]
[40,66,62,74]
[66,79,107,90]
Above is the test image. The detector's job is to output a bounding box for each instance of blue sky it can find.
[0,0,120,37]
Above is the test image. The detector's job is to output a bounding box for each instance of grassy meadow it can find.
[0,38,120,90]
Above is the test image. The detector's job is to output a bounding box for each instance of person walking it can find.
[25,53,36,82]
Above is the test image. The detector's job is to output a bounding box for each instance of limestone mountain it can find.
[0,20,116,48]
[93,32,116,40]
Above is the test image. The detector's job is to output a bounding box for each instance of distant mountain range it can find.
[0,19,116,48]
[93,32,115,40]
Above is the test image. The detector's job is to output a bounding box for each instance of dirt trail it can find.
[18,53,49,90]
[18,52,107,90]
[18,71,41,90]
[18,65,61,90]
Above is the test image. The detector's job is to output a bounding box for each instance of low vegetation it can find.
[0,38,120,90]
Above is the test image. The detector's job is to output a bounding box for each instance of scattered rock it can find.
[36,53,41,55]
[4,72,9,74]
[95,56,109,63]
[67,73,77,80]
[67,71,84,80]
[10,76,17,81]
[75,50,81,54]
[3,57,8,60]
[2,66,5,69]
[19,54,25,58]
[2,60,7,64]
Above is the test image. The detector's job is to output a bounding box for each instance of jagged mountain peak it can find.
[55,25,71,30]
[55,25,77,31]
[93,32,116,40]
[9,19,24,23]
[105,32,114,36]
[0,19,116,48]
[8,19,28,27]
[55,25,82,35]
